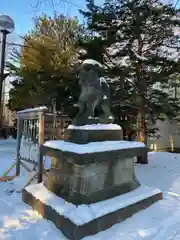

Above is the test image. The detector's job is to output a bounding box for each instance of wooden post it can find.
[37,112,45,183]
[52,100,56,140]
[16,115,21,176]
[154,143,157,151]
[38,148,43,183]
[170,135,174,152]
[0,162,16,180]
[39,111,44,144]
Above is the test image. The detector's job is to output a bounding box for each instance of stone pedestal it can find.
[42,140,145,205]
[22,124,162,240]
[67,124,123,144]
[23,183,162,240]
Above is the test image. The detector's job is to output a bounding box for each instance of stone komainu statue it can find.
[73,59,114,126]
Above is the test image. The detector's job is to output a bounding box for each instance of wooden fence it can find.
[15,107,71,187]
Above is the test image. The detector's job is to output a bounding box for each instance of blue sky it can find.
[0,0,179,44]
[1,0,104,43]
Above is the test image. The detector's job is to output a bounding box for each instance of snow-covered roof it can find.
[17,106,48,114]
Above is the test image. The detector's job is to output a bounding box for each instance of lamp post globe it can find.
[0,14,14,136]
[0,15,15,34]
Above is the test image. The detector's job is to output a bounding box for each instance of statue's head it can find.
[79,59,103,84]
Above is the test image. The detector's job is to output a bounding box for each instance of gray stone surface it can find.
[42,144,146,205]
[22,186,162,240]
[67,128,123,144]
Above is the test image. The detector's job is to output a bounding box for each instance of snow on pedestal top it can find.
[43,140,145,154]
[67,123,121,130]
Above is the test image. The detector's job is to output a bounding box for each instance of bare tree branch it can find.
[31,0,81,14]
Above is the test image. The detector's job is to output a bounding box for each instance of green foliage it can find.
[80,0,180,137]
[7,13,82,114]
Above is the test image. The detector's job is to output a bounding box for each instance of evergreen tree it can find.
[80,0,180,147]
[7,13,82,116]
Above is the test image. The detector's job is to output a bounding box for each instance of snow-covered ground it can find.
[1,139,180,239]
[0,138,16,176]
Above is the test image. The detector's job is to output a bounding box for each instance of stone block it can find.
[41,141,147,205]
[22,183,162,240]
[67,128,123,144]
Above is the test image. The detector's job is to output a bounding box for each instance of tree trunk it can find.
[137,111,148,164]
[135,29,148,164]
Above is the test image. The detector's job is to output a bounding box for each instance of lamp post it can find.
[0,15,14,132]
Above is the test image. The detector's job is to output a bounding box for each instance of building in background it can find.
[144,79,180,151]
[2,76,15,126]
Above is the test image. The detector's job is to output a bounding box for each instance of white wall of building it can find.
[2,76,15,126]
[145,119,180,151]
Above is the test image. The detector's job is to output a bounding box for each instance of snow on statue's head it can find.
[79,59,103,86]
[80,59,103,74]
[81,59,102,68]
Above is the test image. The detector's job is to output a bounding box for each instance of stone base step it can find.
[22,183,162,240]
